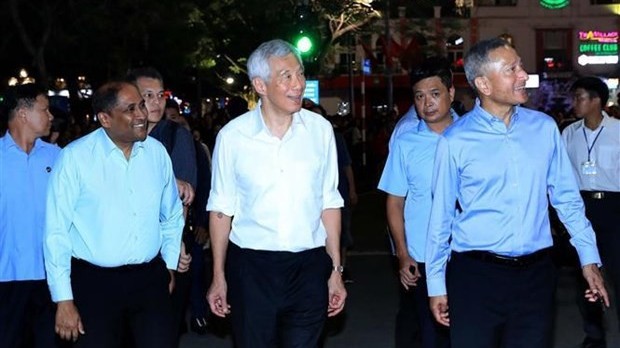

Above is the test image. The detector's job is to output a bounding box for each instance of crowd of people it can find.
[1,35,619,348]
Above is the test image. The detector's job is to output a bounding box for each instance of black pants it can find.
[395,262,450,348]
[70,257,174,348]
[578,192,620,340]
[226,243,332,348]
[0,280,60,348]
[447,251,556,348]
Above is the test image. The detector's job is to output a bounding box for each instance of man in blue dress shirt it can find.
[0,84,61,347]
[379,56,455,348]
[426,37,608,347]
[44,81,185,347]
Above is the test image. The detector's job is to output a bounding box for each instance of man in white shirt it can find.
[562,76,620,348]
[206,39,346,348]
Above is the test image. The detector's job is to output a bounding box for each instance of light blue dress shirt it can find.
[44,128,184,302]
[426,102,601,296]
[0,133,60,281]
[378,111,459,262]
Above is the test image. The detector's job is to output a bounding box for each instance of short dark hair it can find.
[92,81,130,115]
[1,84,48,122]
[570,76,609,108]
[410,56,453,90]
[125,67,164,84]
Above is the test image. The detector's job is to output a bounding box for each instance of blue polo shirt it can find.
[378,111,459,262]
[0,132,60,281]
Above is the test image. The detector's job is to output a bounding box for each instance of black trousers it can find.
[578,192,620,340]
[447,251,556,348]
[395,262,450,348]
[226,243,332,348]
[70,257,174,348]
[0,280,60,348]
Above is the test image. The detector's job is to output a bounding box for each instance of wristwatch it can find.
[332,265,344,274]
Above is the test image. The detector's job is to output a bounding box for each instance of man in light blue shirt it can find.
[379,56,455,348]
[44,81,184,347]
[0,84,60,347]
[426,37,608,347]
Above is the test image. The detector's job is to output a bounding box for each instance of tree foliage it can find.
[1,0,381,100]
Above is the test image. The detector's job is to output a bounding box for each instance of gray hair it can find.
[464,37,512,92]
[247,39,303,82]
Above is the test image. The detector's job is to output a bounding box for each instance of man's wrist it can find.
[332,265,344,274]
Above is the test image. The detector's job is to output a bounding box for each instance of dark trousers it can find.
[0,280,60,348]
[578,192,620,340]
[226,243,332,348]
[395,263,450,348]
[70,257,174,348]
[447,251,556,348]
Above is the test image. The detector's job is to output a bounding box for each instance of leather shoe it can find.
[190,317,208,335]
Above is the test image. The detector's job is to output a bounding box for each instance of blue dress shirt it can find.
[44,128,184,302]
[0,133,60,281]
[378,111,459,262]
[426,102,601,296]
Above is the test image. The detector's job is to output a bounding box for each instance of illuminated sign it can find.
[578,30,618,66]
[540,0,569,9]
[525,74,539,89]
[304,80,319,105]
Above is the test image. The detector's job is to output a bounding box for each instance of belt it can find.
[458,248,550,268]
[71,256,162,273]
[581,191,620,200]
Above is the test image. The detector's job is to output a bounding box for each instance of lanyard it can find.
[582,126,604,162]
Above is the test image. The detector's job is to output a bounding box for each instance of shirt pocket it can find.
[597,145,619,170]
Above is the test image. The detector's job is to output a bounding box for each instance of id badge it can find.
[581,161,597,175]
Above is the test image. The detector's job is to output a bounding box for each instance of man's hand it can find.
[55,300,85,341]
[429,295,450,327]
[177,242,192,273]
[207,278,231,317]
[327,272,347,317]
[583,264,610,307]
[175,179,195,206]
[398,255,420,290]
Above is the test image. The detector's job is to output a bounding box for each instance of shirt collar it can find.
[0,131,45,153]
[98,128,145,157]
[473,98,521,127]
[0,131,19,151]
[574,110,612,132]
[416,108,460,133]
[249,99,307,139]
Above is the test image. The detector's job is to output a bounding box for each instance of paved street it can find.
[180,191,619,348]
